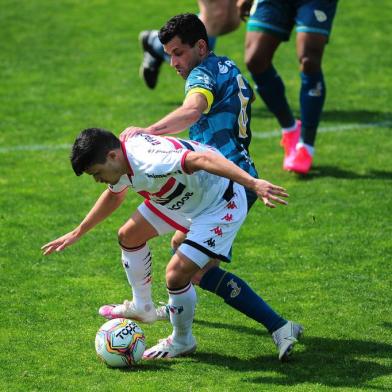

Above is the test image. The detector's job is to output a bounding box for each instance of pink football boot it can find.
[281,120,301,170]
[285,146,313,174]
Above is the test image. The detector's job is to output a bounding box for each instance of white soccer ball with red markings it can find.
[95,318,146,367]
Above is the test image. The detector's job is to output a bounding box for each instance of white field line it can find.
[0,121,391,153]
[252,120,392,140]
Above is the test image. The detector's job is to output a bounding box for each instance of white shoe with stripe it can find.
[272,320,304,361]
[143,335,197,359]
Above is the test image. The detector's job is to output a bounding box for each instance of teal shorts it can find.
[247,0,338,41]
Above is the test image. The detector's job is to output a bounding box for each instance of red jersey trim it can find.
[165,137,183,149]
[155,176,176,197]
[121,141,134,176]
[181,150,192,174]
[137,177,177,200]
[144,200,189,234]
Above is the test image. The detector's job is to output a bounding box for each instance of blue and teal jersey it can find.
[185,53,258,180]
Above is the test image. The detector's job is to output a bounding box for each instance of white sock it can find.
[297,141,315,156]
[120,243,153,312]
[168,283,196,346]
[282,120,298,133]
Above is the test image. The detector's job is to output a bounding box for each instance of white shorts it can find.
[138,182,247,268]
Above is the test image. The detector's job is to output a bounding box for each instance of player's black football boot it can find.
[139,30,163,89]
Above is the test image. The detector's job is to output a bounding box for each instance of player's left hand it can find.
[119,126,147,142]
[254,179,289,208]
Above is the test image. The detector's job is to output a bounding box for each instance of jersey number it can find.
[236,74,250,139]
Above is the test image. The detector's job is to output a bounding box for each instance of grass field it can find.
[1,0,391,391]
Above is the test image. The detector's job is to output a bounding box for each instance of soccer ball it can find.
[95,318,146,367]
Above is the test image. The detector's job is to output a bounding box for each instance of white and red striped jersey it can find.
[109,134,232,219]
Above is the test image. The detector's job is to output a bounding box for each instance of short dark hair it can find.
[159,13,209,49]
[71,128,120,176]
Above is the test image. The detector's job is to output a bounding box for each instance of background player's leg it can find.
[285,32,327,174]
[198,0,241,37]
[297,32,327,148]
[245,31,295,129]
[139,1,240,89]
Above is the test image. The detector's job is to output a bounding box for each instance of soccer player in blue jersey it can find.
[121,13,302,360]
[139,0,241,89]
[244,0,339,174]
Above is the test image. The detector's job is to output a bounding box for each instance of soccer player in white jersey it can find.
[42,128,302,359]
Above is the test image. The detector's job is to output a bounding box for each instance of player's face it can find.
[164,36,206,79]
[85,152,122,185]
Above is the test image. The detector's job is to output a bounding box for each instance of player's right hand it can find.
[119,126,146,142]
[41,230,81,255]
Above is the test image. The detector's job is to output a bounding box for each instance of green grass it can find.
[1,0,391,391]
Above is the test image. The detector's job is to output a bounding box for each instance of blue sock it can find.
[199,267,286,333]
[300,71,326,146]
[251,65,295,128]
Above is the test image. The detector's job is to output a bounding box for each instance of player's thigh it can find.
[118,210,159,247]
[247,0,295,41]
[166,251,202,289]
[198,0,241,36]
[294,0,338,38]
[245,31,281,73]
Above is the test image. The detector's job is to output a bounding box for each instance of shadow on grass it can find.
[194,318,268,337]
[251,108,392,124]
[297,166,392,181]
[191,335,392,390]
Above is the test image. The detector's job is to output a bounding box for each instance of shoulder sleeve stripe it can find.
[186,87,214,114]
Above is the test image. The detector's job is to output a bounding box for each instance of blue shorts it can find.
[247,0,338,41]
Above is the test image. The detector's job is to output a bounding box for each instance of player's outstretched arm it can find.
[41,188,128,255]
[184,151,288,208]
[120,92,208,141]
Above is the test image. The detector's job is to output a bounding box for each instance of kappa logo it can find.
[222,213,233,222]
[226,201,237,209]
[168,305,184,315]
[122,260,129,269]
[203,238,216,248]
[210,226,223,236]
[227,279,241,298]
[314,9,327,22]
[309,82,323,97]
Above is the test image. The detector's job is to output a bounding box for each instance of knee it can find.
[166,265,186,289]
[117,225,139,248]
[245,45,271,75]
[299,55,321,74]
